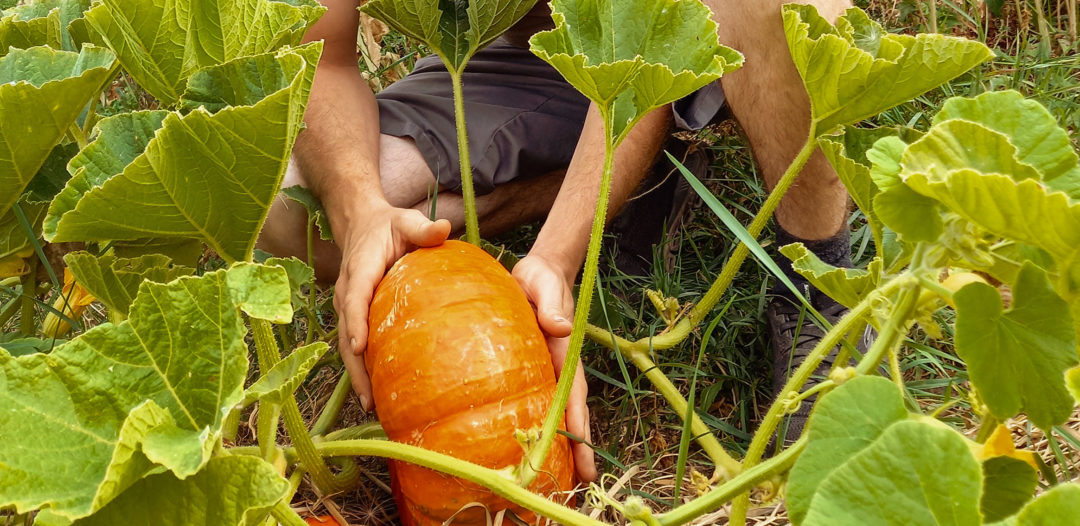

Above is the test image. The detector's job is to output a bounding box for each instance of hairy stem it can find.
[251,318,348,493]
[311,370,351,436]
[316,440,606,526]
[521,108,617,486]
[450,70,480,245]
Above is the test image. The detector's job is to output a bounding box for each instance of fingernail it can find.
[359,395,370,410]
[350,338,357,350]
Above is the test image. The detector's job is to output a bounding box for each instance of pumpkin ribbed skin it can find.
[367,241,575,525]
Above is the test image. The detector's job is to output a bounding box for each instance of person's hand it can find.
[512,254,596,483]
[334,204,451,410]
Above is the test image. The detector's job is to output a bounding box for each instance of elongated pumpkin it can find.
[367,240,576,525]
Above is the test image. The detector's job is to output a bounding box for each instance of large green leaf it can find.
[0,263,291,521]
[0,45,115,218]
[0,0,92,53]
[361,0,535,72]
[916,172,1080,298]
[85,0,323,104]
[64,251,195,317]
[530,0,742,141]
[0,0,62,52]
[954,263,1078,429]
[1013,484,1080,525]
[801,419,982,525]
[45,43,321,263]
[780,243,881,309]
[933,91,1080,197]
[25,142,80,203]
[69,456,288,526]
[787,376,909,524]
[783,5,991,134]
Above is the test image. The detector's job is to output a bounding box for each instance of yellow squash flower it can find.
[42,268,96,338]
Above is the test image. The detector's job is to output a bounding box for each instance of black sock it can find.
[771,225,851,308]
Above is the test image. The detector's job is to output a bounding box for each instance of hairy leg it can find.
[258,134,564,280]
[707,0,852,240]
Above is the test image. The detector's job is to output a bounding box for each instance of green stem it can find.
[450,69,480,245]
[0,294,21,328]
[316,440,606,526]
[854,283,921,376]
[656,438,806,526]
[251,318,347,493]
[256,402,281,462]
[270,501,308,526]
[729,277,888,525]
[231,423,388,461]
[311,370,351,437]
[520,108,618,486]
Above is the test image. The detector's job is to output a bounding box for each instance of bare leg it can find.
[707,0,852,240]
[257,134,564,280]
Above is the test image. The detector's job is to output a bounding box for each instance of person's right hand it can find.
[334,204,451,410]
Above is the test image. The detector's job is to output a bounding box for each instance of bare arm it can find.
[299,0,451,409]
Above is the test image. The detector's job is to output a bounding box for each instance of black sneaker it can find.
[766,291,866,445]
[607,138,708,276]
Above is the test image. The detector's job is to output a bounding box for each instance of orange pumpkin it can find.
[367,240,576,525]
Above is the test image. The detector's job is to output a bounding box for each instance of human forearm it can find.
[295,0,388,235]
[530,104,672,281]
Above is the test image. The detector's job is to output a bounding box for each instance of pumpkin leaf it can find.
[68,456,288,526]
[780,243,881,309]
[0,263,291,521]
[787,376,909,524]
[933,90,1080,197]
[867,134,945,242]
[44,44,320,263]
[64,251,195,317]
[1014,483,1080,525]
[0,0,92,53]
[85,0,323,104]
[1068,366,1080,404]
[281,185,333,241]
[801,419,983,525]
[360,0,535,72]
[0,45,115,218]
[981,456,1038,524]
[783,4,991,133]
[530,0,742,141]
[243,342,328,405]
[265,256,315,308]
[954,263,1078,428]
[0,0,62,53]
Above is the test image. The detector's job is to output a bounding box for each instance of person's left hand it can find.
[512,254,596,483]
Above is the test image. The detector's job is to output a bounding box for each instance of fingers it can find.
[334,255,387,410]
[513,258,573,338]
[339,345,374,411]
[393,209,450,248]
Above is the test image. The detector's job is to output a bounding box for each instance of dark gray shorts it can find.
[375,39,726,195]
